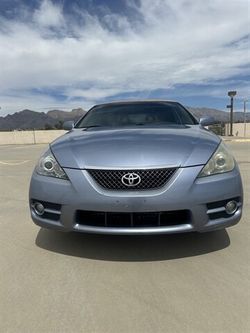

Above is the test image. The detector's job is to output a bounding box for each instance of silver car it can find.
[29,101,243,235]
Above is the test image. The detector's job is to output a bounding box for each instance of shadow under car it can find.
[35,228,230,262]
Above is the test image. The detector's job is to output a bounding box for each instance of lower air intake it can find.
[76,210,191,228]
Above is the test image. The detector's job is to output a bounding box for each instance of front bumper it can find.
[29,165,243,235]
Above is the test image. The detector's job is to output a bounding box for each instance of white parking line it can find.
[0,144,45,149]
[225,139,250,143]
[13,145,46,149]
[0,160,30,165]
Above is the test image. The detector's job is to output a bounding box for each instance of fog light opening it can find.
[225,200,238,215]
[33,202,45,216]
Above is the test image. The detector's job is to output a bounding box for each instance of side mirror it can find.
[199,117,216,127]
[63,121,74,131]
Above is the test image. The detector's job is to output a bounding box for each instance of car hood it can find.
[50,126,220,169]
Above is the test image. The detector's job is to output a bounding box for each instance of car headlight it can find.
[36,149,68,180]
[198,142,235,177]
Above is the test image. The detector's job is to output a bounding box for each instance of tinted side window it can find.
[173,104,198,125]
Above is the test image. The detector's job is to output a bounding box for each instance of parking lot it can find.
[0,142,249,333]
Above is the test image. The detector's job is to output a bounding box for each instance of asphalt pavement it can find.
[0,142,249,333]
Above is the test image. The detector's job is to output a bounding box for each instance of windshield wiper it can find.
[134,122,176,126]
[81,125,103,129]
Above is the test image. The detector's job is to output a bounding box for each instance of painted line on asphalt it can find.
[224,139,250,143]
[0,144,46,149]
[0,160,30,165]
[13,144,46,149]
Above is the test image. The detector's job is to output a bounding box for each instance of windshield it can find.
[75,102,198,128]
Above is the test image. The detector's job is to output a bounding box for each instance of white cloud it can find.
[0,0,249,114]
[33,0,64,28]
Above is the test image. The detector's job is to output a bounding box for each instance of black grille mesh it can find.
[87,168,177,190]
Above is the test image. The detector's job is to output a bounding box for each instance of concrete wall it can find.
[0,130,66,145]
[233,123,250,137]
[225,123,250,137]
[0,124,250,145]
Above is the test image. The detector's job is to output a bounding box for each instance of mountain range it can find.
[0,108,87,131]
[0,106,249,131]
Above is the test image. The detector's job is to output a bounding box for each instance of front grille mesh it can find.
[87,168,177,190]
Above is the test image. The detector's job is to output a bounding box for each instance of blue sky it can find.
[0,0,249,115]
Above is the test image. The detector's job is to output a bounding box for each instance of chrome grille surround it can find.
[87,167,177,190]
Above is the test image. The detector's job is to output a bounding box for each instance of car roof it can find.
[91,100,179,109]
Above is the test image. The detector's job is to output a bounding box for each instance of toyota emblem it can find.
[121,173,141,187]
